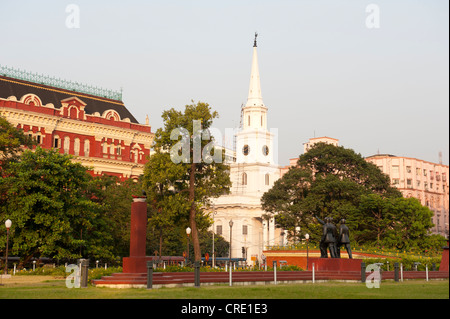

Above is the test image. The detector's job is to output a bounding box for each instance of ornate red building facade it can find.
[0,68,154,180]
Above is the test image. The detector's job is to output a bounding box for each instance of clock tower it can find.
[212,34,283,266]
[233,33,279,195]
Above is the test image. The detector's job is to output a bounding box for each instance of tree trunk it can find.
[189,162,201,262]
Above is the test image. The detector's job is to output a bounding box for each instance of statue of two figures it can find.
[314,216,352,259]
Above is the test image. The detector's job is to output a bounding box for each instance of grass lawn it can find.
[0,276,448,299]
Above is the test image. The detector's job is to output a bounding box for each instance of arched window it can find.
[84,139,90,156]
[63,136,70,154]
[242,173,247,186]
[74,138,80,156]
[265,173,270,186]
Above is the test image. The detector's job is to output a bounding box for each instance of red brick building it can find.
[0,67,154,180]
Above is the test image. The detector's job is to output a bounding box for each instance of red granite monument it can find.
[122,196,149,273]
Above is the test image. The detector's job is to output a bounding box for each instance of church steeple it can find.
[245,32,264,108]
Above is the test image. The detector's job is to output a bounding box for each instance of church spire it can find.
[245,32,264,108]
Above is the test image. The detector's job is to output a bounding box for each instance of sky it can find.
[0,0,448,165]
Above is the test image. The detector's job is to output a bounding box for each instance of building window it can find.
[242,173,247,186]
[265,173,270,185]
[406,166,412,173]
[416,168,421,175]
[74,138,80,156]
[407,179,412,188]
[216,225,222,236]
[248,115,251,126]
[63,136,70,154]
[423,169,427,176]
[54,136,60,148]
[392,178,399,185]
[243,225,248,235]
[392,165,399,175]
[84,139,90,156]
[117,145,122,156]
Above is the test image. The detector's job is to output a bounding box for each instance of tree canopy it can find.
[143,101,231,261]
[0,147,116,265]
[260,142,440,249]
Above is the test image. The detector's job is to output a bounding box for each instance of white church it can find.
[211,35,284,265]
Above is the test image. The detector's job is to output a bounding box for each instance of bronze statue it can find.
[315,216,338,258]
[337,219,353,259]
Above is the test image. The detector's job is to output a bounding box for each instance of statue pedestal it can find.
[308,257,362,271]
[123,256,153,274]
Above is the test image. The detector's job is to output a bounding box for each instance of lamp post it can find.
[186,227,191,265]
[305,233,310,271]
[212,206,217,268]
[4,219,12,275]
[229,220,234,267]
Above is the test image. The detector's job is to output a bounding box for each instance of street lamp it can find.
[229,220,234,267]
[186,227,191,265]
[305,233,310,271]
[212,205,217,268]
[4,219,12,275]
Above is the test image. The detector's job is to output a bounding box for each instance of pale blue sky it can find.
[0,0,448,165]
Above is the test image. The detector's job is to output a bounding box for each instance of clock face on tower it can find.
[262,145,269,156]
[243,144,250,156]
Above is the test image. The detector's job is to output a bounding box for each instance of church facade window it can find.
[242,172,247,186]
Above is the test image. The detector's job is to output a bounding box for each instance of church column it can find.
[262,219,268,250]
[269,217,275,247]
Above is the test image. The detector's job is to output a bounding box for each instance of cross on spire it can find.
[253,32,258,47]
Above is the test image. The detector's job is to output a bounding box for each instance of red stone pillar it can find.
[129,196,147,257]
[123,196,149,273]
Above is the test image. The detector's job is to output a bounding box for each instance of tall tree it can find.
[145,101,231,261]
[262,143,402,244]
[0,147,114,265]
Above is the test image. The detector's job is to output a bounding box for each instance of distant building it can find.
[292,137,449,237]
[0,66,154,180]
[303,136,339,154]
[366,154,449,237]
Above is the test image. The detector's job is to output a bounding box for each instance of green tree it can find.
[143,151,190,258]
[144,101,231,262]
[0,147,114,266]
[262,143,401,244]
[87,174,144,258]
[0,116,34,167]
[382,196,435,251]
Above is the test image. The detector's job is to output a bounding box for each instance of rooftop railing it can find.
[0,65,122,101]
